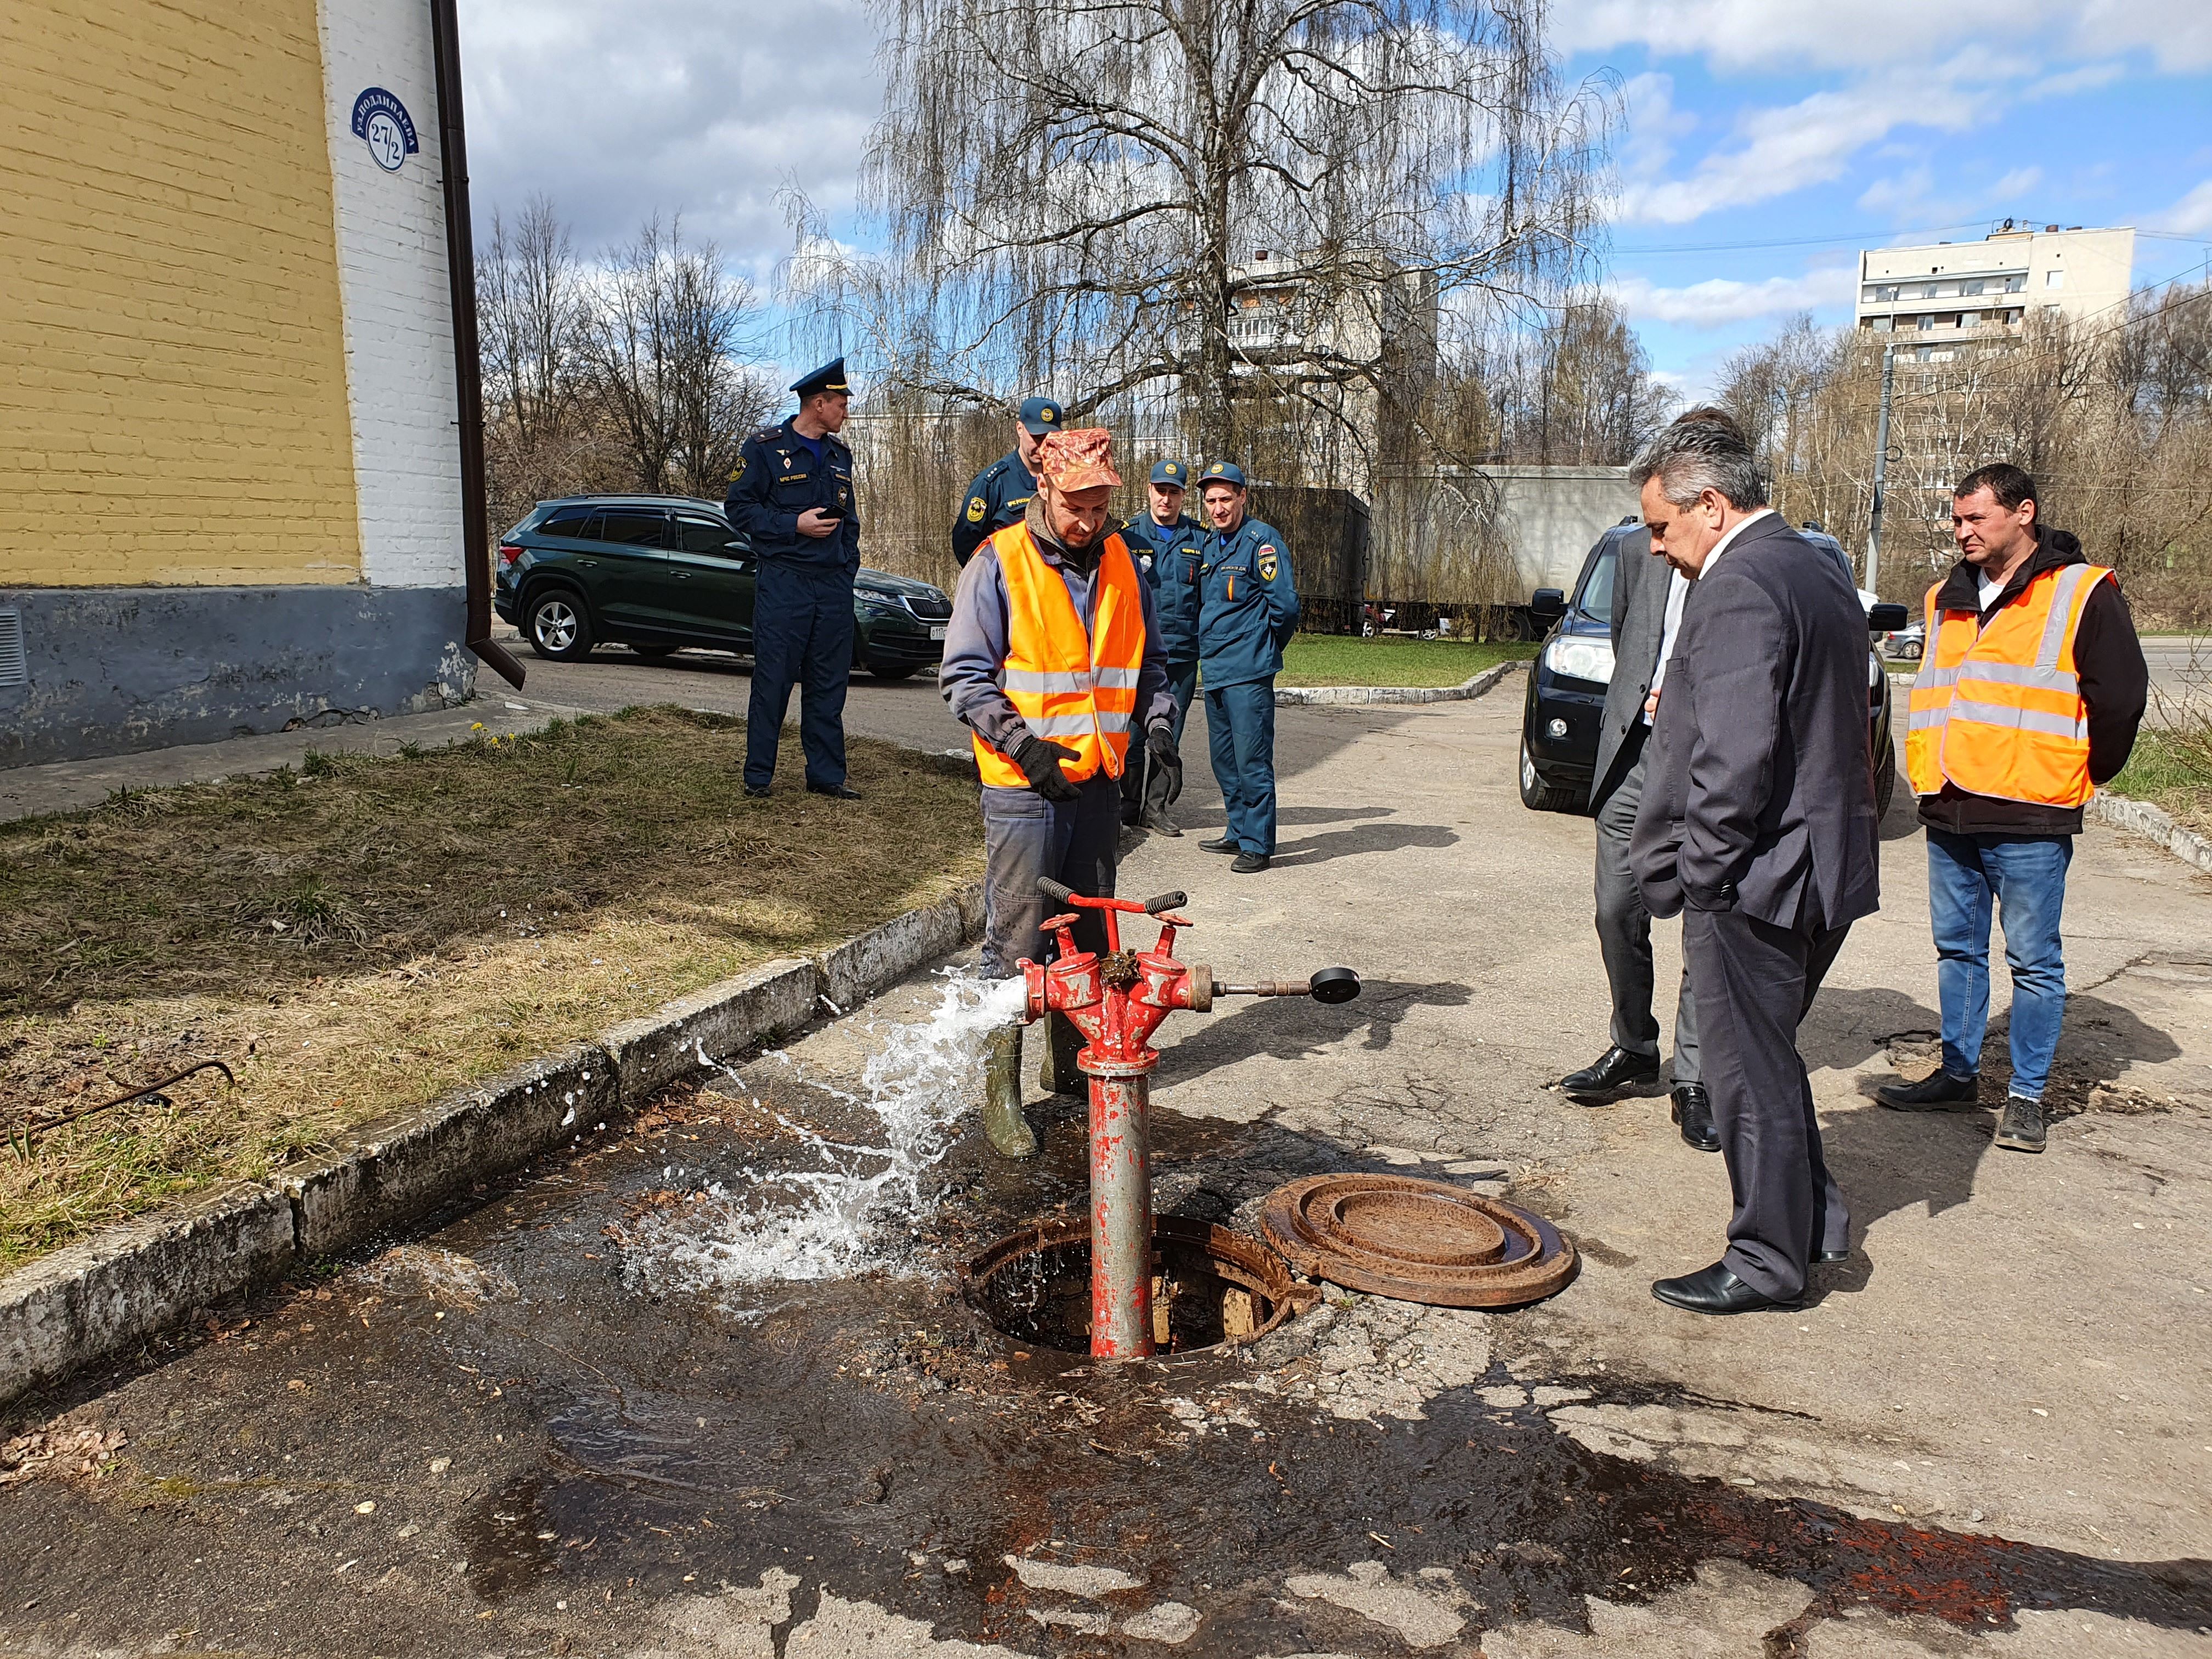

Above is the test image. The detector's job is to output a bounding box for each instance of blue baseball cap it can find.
[788,356,850,397]
[1150,460,1189,487]
[1199,459,1246,488]
[1018,396,1064,435]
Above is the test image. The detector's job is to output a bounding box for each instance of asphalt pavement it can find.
[4,681,2210,1656]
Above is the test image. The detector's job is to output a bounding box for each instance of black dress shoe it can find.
[1230,851,1270,873]
[1812,1248,1851,1264]
[1198,836,1240,854]
[1560,1045,1662,1093]
[807,782,862,800]
[1876,1070,1979,1111]
[743,784,771,798]
[1670,1084,1720,1152]
[1651,1261,1796,1315]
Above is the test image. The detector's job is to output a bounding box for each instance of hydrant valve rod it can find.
[1019,877,1359,1358]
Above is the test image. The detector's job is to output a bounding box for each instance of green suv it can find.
[492,495,952,679]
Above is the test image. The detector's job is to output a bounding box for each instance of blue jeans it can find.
[1204,678,1277,855]
[1926,828,2073,1101]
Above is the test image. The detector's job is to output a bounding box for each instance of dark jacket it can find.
[1630,514,1881,933]
[950,450,1037,568]
[1597,524,1676,806]
[1914,527,2149,838]
[724,417,861,573]
[1120,512,1205,663]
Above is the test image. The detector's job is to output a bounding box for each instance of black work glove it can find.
[1146,725,1183,804]
[1012,735,1082,802]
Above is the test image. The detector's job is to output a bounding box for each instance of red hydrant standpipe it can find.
[1018,878,1361,1359]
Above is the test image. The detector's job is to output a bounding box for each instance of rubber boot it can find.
[1037,1011,1087,1098]
[980,1025,1037,1159]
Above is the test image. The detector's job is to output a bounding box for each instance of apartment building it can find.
[1854,223,2135,360]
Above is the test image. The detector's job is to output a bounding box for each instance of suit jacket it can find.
[1595,524,1672,805]
[1629,514,1880,932]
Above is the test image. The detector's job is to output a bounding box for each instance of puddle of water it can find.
[622,973,1027,1300]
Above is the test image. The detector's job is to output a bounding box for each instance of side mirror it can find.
[1866,602,1909,633]
[1531,588,1566,623]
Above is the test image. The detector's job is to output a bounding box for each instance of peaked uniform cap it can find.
[1200,460,1247,488]
[1151,460,1188,486]
[1018,396,1064,434]
[789,357,850,397]
[1036,428,1122,492]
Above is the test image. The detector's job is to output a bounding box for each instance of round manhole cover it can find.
[1260,1174,1578,1308]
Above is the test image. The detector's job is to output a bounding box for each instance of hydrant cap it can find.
[1309,967,1362,1005]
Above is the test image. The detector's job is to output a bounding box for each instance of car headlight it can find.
[855,589,906,614]
[1543,636,1615,685]
[1868,649,1882,689]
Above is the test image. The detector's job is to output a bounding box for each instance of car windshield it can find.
[1575,540,1621,624]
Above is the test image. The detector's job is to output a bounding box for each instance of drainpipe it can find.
[430,0,526,690]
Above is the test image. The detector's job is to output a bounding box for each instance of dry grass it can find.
[1278,636,1536,688]
[0,708,984,1270]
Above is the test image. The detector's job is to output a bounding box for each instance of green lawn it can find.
[1278,635,1537,688]
[2108,728,2212,835]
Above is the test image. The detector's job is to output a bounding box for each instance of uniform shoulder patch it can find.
[751,427,783,445]
[966,495,987,523]
[728,457,746,482]
[1257,545,1279,582]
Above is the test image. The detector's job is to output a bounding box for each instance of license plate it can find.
[929,625,947,641]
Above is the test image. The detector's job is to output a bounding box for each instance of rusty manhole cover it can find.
[1260,1174,1578,1308]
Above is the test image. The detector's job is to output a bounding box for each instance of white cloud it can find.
[2158,178,2212,234]
[1606,268,1860,327]
[1553,0,2211,73]
[2025,62,2127,97]
[1989,165,2045,198]
[458,0,883,279]
[1615,70,1993,224]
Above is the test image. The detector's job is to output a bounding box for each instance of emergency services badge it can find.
[966,496,986,523]
[1257,545,1279,582]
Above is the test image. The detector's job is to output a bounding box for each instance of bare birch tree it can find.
[840,0,1610,470]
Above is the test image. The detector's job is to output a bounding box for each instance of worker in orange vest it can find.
[939,427,1181,1157]
[1882,463,2147,1152]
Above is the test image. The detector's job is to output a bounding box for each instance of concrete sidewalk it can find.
[0,694,586,824]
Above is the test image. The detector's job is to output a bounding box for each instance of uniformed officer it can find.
[1115,459,1204,834]
[725,357,863,799]
[950,396,1064,568]
[1193,461,1300,872]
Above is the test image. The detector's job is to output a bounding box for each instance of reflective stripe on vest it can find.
[1903,561,2111,806]
[973,523,1148,789]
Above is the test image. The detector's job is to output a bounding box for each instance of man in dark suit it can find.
[1560,411,1754,1153]
[1628,419,1881,1314]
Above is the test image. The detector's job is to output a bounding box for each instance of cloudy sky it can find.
[456,0,2212,395]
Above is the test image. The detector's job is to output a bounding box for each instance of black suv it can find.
[1519,521,1904,820]
[492,495,953,679]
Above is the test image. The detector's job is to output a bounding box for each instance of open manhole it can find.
[1260,1173,1578,1308]
[963,1217,1313,1356]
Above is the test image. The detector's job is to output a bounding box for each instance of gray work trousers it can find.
[1683,907,1853,1302]
[980,774,1121,978]
[1595,727,1701,1085]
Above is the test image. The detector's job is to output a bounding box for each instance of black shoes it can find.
[1198,836,1240,854]
[1994,1094,2047,1153]
[1651,1261,1797,1315]
[1876,1070,1979,1111]
[1812,1247,1851,1263]
[1670,1084,1720,1153]
[807,782,862,800]
[1560,1046,1662,1094]
[1231,851,1270,873]
[1139,808,1182,838]
[743,784,771,798]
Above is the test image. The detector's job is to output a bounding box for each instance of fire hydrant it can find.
[1018,877,1361,1358]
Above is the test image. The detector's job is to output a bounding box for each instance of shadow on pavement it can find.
[1155,977,1472,1092]
[1269,820,1461,867]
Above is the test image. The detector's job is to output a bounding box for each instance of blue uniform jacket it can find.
[950,450,1037,567]
[725,417,860,574]
[1119,514,1205,665]
[1197,516,1300,687]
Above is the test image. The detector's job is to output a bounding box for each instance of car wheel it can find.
[866,659,920,681]
[1875,748,1898,820]
[1519,736,1581,814]
[526,590,594,662]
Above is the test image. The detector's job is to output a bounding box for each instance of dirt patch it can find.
[0,707,983,1268]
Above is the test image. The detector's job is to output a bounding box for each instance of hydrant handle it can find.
[1036,877,1187,917]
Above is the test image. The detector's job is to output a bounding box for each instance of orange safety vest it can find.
[1904,561,2113,808]
[973,520,1148,790]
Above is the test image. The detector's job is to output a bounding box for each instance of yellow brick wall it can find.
[0,0,363,587]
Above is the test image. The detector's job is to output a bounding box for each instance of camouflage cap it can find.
[1036,427,1122,493]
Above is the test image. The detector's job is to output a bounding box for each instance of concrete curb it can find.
[1273,659,1522,707]
[0,878,986,1408]
[2091,789,2212,876]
